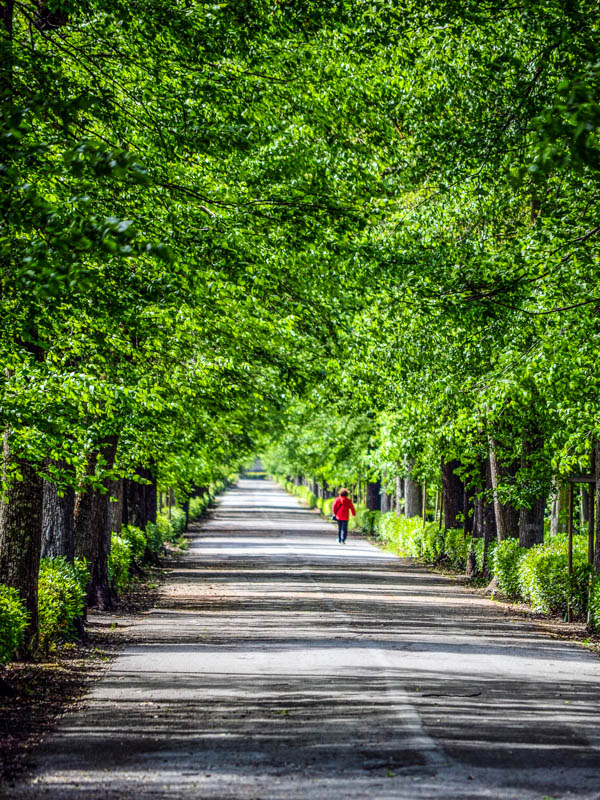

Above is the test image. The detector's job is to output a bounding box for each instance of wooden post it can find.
[568,483,574,623]
[422,481,427,528]
[439,490,444,530]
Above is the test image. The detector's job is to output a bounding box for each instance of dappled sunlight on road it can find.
[12,478,600,800]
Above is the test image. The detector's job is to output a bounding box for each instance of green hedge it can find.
[189,493,210,521]
[38,557,89,652]
[518,534,591,617]
[471,538,497,574]
[0,585,28,664]
[493,539,526,599]
[589,578,600,631]
[109,533,133,592]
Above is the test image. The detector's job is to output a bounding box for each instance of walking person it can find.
[332,488,356,543]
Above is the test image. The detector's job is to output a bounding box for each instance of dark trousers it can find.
[337,519,348,542]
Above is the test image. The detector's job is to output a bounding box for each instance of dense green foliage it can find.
[518,535,592,616]
[0,586,28,664]
[38,558,89,652]
[3,1,600,649]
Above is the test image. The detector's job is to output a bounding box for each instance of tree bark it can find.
[488,437,520,540]
[366,481,381,511]
[518,428,546,548]
[41,478,75,560]
[404,472,422,518]
[0,433,43,650]
[463,480,475,536]
[581,486,590,525]
[519,498,545,548]
[124,467,154,529]
[395,475,404,517]
[442,458,464,529]
[107,478,123,534]
[73,437,118,609]
[550,478,561,536]
[594,442,600,572]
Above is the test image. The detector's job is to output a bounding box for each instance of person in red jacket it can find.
[332,488,356,544]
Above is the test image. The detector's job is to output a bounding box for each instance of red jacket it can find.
[333,496,356,521]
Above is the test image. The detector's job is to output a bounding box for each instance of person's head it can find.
[339,488,349,497]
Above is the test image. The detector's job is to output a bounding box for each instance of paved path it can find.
[7,479,600,799]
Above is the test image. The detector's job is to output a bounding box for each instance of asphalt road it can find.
[7,479,600,799]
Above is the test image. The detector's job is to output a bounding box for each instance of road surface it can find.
[7,479,600,799]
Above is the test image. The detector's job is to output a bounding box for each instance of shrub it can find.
[471,538,497,575]
[170,507,187,536]
[421,523,445,562]
[211,480,226,495]
[108,533,133,592]
[121,525,146,563]
[145,521,164,556]
[322,498,335,517]
[189,495,209,521]
[517,534,591,617]
[353,505,374,533]
[0,585,28,664]
[444,528,469,569]
[589,578,600,631]
[493,539,527,599]
[377,513,420,557]
[38,557,89,652]
[304,491,318,509]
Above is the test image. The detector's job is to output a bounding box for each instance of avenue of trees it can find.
[1,0,600,651]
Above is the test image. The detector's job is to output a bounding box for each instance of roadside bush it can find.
[589,578,600,631]
[353,505,373,532]
[471,538,497,575]
[145,521,165,556]
[444,528,469,569]
[211,479,226,495]
[421,523,445,562]
[322,498,335,517]
[377,513,421,557]
[189,494,209,521]
[108,533,133,592]
[170,507,187,536]
[38,557,89,652]
[517,534,591,617]
[306,491,318,508]
[493,539,526,599]
[0,585,28,664]
[121,525,146,564]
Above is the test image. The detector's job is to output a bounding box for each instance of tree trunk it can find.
[107,478,123,534]
[41,478,75,560]
[581,486,590,526]
[463,480,475,536]
[550,478,561,536]
[124,467,154,529]
[488,437,520,540]
[519,498,545,548]
[73,437,118,609]
[0,433,43,650]
[404,473,422,518]
[594,442,600,572]
[518,428,546,548]
[442,458,464,529]
[366,481,381,511]
[380,491,393,513]
[395,475,404,517]
[484,457,498,543]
